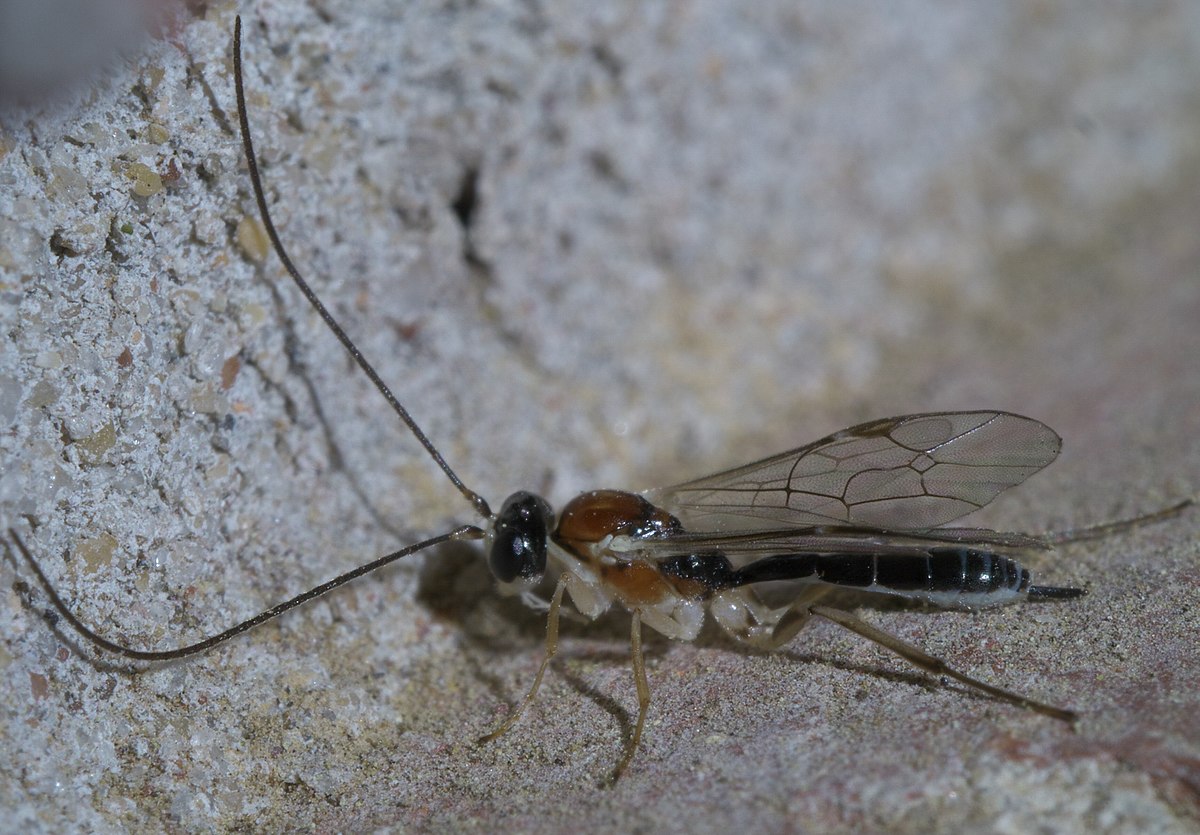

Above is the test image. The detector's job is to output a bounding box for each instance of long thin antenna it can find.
[233,16,491,521]
[7,525,483,661]
[1044,498,1193,544]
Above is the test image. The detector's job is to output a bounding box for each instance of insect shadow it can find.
[5,16,1193,784]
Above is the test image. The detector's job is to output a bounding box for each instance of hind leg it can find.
[809,605,1077,721]
[711,585,832,651]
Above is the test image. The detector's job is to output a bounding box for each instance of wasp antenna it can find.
[6,525,482,661]
[232,16,491,520]
[1045,498,1193,544]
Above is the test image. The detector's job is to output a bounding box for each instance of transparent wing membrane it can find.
[636,525,1053,564]
[650,411,1061,532]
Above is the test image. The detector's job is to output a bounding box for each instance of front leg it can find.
[479,575,568,743]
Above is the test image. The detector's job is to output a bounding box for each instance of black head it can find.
[489,492,554,588]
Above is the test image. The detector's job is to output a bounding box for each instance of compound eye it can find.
[489,492,554,586]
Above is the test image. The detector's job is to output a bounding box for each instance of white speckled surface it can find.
[2,1,1198,831]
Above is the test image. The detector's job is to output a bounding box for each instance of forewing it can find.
[633,525,1053,564]
[648,411,1061,531]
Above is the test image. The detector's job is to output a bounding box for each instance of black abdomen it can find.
[730,547,1031,606]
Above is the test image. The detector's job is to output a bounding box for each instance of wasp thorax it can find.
[554,490,681,551]
[489,492,554,586]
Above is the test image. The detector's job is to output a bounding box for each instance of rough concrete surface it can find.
[1,1,1198,832]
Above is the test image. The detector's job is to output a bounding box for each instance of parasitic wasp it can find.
[6,17,1192,782]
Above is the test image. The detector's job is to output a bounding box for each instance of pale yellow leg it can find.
[610,610,649,783]
[479,576,568,743]
[762,585,833,649]
[810,605,1076,722]
[712,585,832,650]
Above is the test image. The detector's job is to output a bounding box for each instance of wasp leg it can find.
[760,586,834,649]
[711,585,832,651]
[610,609,648,783]
[479,575,568,744]
[809,605,1077,722]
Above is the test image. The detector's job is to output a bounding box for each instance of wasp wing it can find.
[630,525,1053,562]
[647,411,1061,532]
[633,528,937,563]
